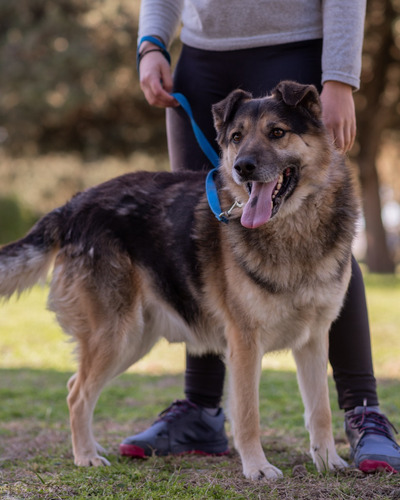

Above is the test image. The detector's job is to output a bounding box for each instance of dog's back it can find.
[0,171,206,306]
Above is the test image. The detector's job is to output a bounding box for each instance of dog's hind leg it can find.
[292,329,348,472]
[67,336,126,466]
[66,314,158,467]
[226,323,283,481]
[49,253,162,466]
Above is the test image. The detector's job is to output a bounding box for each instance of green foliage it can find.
[0,195,37,243]
[0,0,166,157]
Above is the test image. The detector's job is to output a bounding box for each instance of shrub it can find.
[0,0,167,157]
[0,196,37,243]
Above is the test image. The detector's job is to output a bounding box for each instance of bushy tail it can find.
[0,208,63,299]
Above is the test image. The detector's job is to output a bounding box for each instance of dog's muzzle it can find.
[237,163,299,229]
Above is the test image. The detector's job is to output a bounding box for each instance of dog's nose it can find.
[234,158,256,177]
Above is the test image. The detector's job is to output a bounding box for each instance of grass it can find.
[0,275,400,498]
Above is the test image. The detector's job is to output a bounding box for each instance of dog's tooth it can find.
[273,181,282,200]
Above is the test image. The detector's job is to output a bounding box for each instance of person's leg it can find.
[120,46,231,458]
[330,257,400,472]
[329,256,378,410]
[165,40,324,421]
[164,40,325,417]
[166,45,230,421]
[185,352,225,409]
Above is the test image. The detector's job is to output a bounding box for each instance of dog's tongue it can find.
[241,181,277,229]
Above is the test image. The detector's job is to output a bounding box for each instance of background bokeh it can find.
[0,0,399,272]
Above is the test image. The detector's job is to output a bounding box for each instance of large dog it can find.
[0,81,359,480]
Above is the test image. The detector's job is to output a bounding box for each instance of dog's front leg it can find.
[226,324,283,480]
[292,331,347,472]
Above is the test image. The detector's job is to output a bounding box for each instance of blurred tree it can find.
[0,0,399,270]
[354,0,400,272]
[0,0,166,157]
[0,196,37,244]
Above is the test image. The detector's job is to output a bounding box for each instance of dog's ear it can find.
[212,89,252,144]
[272,81,321,120]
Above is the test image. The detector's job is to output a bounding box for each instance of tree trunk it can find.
[359,157,395,273]
[357,102,395,273]
[354,0,397,273]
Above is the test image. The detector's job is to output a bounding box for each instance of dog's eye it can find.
[231,132,242,144]
[270,128,286,139]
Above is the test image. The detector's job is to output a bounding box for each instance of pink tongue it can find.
[241,181,277,229]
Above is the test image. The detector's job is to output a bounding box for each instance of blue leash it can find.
[138,36,228,223]
[171,92,228,223]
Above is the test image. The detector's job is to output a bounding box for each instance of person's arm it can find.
[138,46,178,107]
[320,81,356,152]
[321,0,366,152]
[137,0,183,108]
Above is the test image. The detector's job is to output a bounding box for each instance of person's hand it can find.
[138,42,178,108]
[320,81,356,153]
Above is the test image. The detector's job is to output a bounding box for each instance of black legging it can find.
[166,41,378,410]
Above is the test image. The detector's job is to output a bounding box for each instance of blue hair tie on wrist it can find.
[137,36,171,72]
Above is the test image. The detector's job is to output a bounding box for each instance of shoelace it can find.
[348,409,398,440]
[155,399,197,423]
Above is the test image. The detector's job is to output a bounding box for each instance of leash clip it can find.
[219,200,244,220]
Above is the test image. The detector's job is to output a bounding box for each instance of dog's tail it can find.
[0,208,63,299]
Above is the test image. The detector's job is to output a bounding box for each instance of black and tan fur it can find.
[0,81,359,480]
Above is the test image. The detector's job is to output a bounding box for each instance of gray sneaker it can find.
[345,403,399,473]
[120,399,229,458]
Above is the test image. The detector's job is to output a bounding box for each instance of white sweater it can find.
[138,0,366,89]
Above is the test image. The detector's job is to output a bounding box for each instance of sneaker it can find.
[119,399,229,458]
[345,403,400,474]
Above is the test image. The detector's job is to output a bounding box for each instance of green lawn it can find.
[0,272,399,499]
[2,272,399,377]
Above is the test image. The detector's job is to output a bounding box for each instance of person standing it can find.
[120,0,400,474]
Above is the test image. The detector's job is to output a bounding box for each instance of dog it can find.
[0,81,359,480]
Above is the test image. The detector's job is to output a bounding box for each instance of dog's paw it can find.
[95,442,108,455]
[244,463,283,481]
[326,454,348,471]
[74,454,111,467]
[312,447,348,472]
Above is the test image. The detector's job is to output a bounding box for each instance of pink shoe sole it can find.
[119,444,147,458]
[119,443,230,459]
[359,459,398,474]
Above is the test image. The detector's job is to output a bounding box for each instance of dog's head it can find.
[212,81,332,229]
